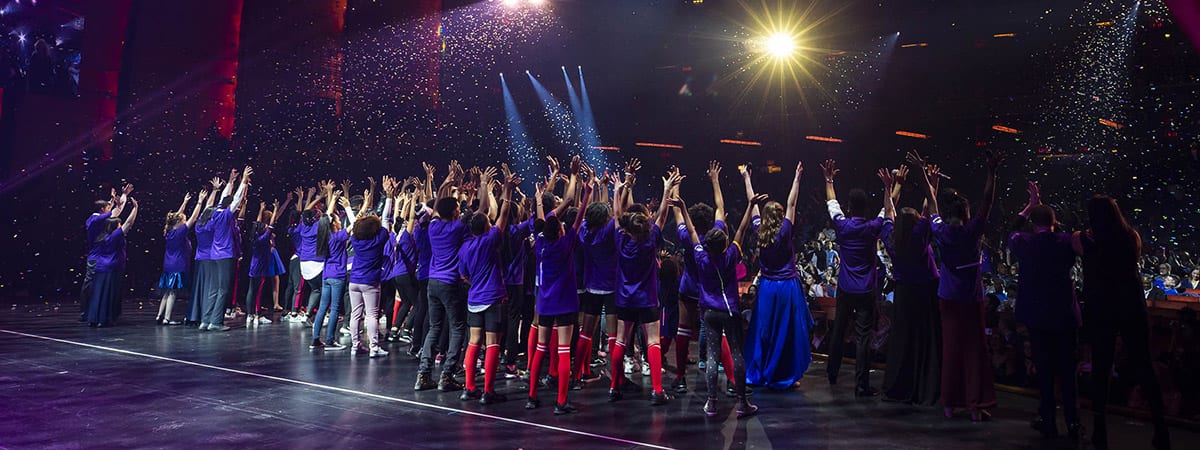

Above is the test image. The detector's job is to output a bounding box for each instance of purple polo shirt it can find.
[428,219,469,284]
[751,217,799,281]
[677,220,727,298]
[931,214,987,302]
[206,208,239,260]
[290,220,323,262]
[86,212,112,260]
[828,202,888,294]
[384,230,418,280]
[881,219,939,284]
[580,219,619,293]
[504,218,534,286]
[350,229,392,285]
[535,226,580,315]
[94,228,126,273]
[324,230,349,280]
[248,228,274,277]
[616,224,662,309]
[1009,231,1081,330]
[416,222,432,281]
[459,227,507,307]
[694,241,742,313]
[163,225,192,273]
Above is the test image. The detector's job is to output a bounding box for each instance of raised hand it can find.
[905,151,927,169]
[1027,181,1041,206]
[625,157,642,174]
[337,196,351,208]
[506,173,523,188]
[877,168,896,190]
[423,162,436,178]
[667,196,685,209]
[198,190,209,200]
[259,200,267,211]
[183,192,193,203]
[501,163,512,180]
[241,166,254,183]
[569,155,581,175]
[547,156,561,175]
[122,183,135,195]
[794,161,804,177]
[738,164,751,178]
[820,159,839,181]
[985,149,1006,170]
[272,199,280,210]
[707,161,722,183]
[751,193,770,205]
[128,197,138,209]
[894,165,909,183]
[340,179,352,194]
[210,177,224,190]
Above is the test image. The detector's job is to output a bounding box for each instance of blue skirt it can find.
[87,271,121,324]
[266,250,286,277]
[158,272,186,290]
[745,277,815,390]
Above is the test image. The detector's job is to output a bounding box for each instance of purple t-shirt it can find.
[384,230,418,280]
[535,226,580,315]
[881,219,939,284]
[248,227,275,277]
[829,204,887,294]
[677,220,727,298]
[194,217,214,261]
[616,224,662,309]
[350,229,392,285]
[207,208,239,260]
[86,212,112,260]
[290,219,323,262]
[459,227,507,307]
[580,219,619,293]
[1009,231,1081,330]
[503,218,534,286]
[324,230,350,280]
[694,241,742,313]
[416,222,432,281]
[751,217,799,281]
[428,219,469,284]
[931,214,987,302]
[94,228,126,273]
[162,225,192,273]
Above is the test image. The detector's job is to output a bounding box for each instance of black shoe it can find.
[460,389,481,401]
[1067,422,1083,440]
[569,379,583,391]
[387,331,399,342]
[726,385,755,398]
[827,373,838,386]
[650,391,669,406]
[703,397,718,417]
[554,402,577,415]
[620,376,642,393]
[736,398,759,419]
[78,314,88,322]
[310,339,325,349]
[525,396,541,409]
[854,387,880,398]
[88,322,98,328]
[608,388,623,402]
[539,375,557,390]
[438,374,464,392]
[1030,417,1058,438]
[672,376,688,394]
[480,391,508,405]
[414,373,437,391]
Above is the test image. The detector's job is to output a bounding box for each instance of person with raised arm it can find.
[87,197,138,327]
[919,150,1003,421]
[1008,180,1081,438]
[457,169,522,405]
[287,182,333,323]
[383,178,422,345]
[744,161,816,391]
[1071,195,1171,450]
[820,160,891,396]
[345,176,398,357]
[576,165,620,386]
[880,161,942,405]
[310,189,351,350]
[607,166,681,406]
[81,183,132,322]
[245,195,291,327]
[188,177,223,325]
[414,160,473,392]
[156,190,204,326]
[196,167,251,332]
[677,192,765,418]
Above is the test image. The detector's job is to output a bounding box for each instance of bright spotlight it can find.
[762,32,797,58]
[529,0,547,6]
[501,0,519,6]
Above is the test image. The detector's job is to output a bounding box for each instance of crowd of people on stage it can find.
[78,151,1176,448]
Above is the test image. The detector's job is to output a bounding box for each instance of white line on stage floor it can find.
[0,328,675,450]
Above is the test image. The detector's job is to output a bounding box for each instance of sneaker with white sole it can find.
[624,358,635,375]
[257,316,272,324]
[246,317,254,328]
[350,345,368,356]
[340,326,351,336]
[370,347,389,358]
[325,341,347,351]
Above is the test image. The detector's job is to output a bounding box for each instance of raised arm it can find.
[979,150,1004,222]
[552,156,581,218]
[534,183,547,222]
[437,160,462,200]
[820,159,839,203]
[270,198,283,227]
[878,168,896,220]
[187,190,208,228]
[906,151,939,217]
[111,183,133,217]
[423,162,436,200]
[573,176,592,232]
[497,173,521,232]
[735,194,768,246]
[891,165,908,204]
[305,185,322,210]
[380,177,395,230]
[121,198,139,233]
[324,182,339,216]
[707,161,726,222]
[655,171,683,229]
[786,161,804,222]
[230,166,252,214]
[255,201,266,224]
[740,165,759,217]
[478,166,497,220]
[176,192,192,216]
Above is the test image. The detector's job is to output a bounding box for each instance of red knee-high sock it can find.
[548,329,559,375]
[675,327,693,377]
[464,343,480,392]
[528,343,546,399]
[721,335,736,385]
[484,344,500,394]
[557,343,571,405]
[574,334,592,381]
[609,340,626,389]
[648,343,664,394]
[526,325,538,368]
[392,301,402,328]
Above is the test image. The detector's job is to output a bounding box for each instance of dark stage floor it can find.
[1,299,1193,449]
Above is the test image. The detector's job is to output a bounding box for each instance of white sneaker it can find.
[340,326,351,336]
[350,345,368,356]
[624,358,635,375]
[322,315,329,326]
[642,363,651,377]
[369,347,389,358]
[257,316,272,324]
[246,317,254,328]
[325,341,347,351]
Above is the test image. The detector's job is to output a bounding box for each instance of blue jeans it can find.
[312,277,345,342]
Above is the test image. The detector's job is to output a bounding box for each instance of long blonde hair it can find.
[164,212,184,236]
[757,201,784,249]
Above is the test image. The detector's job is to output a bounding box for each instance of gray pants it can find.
[349,282,382,350]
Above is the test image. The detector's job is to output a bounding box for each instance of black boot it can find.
[438,374,464,392]
[460,389,481,401]
[554,402,577,415]
[414,373,437,391]
[672,376,688,394]
[479,391,508,405]
[607,388,623,402]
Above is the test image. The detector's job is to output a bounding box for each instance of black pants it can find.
[244,276,276,315]
[1029,328,1079,430]
[79,259,97,318]
[705,309,747,398]
[503,284,533,365]
[407,279,430,355]
[282,257,301,312]
[303,275,322,313]
[826,290,876,390]
[419,279,467,376]
[1089,308,1168,436]
[390,274,419,332]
